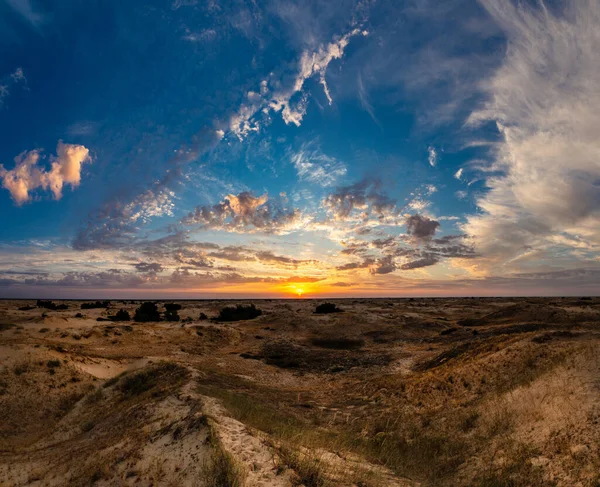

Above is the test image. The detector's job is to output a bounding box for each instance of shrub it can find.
[75,312,84,318]
[310,337,365,350]
[110,309,131,322]
[314,303,342,314]
[133,302,161,322]
[18,305,35,311]
[37,300,59,310]
[199,312,208,320]
[163,303,181,322]
[216,304,262,322]
[81,301,110,309]
[47,359,61,368]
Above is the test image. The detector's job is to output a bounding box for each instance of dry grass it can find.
[201,423,247,487]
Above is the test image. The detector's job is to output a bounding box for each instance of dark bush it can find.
[18,305,35,311]
[81,301,110,309]
[310,337,365,350]
[37,300,59,310]
[314,303,342,314]
[216,304,262,322]
[164,309,180,322]
[163,303,182,321]
[110,309,131,322]
[134,302,161,322]
[199,312,208,320]
[75,312,84,318]
[47,359,61,368]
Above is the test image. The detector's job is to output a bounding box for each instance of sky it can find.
[1,0,600,298]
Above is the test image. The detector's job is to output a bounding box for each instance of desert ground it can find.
[1,297,600,486]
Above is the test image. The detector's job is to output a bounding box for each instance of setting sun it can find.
[288,284,308,297]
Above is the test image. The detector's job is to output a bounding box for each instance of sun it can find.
[288,284,307,297]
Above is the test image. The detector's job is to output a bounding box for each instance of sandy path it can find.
[177,370,293,487]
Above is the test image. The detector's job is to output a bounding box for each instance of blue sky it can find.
[1,0,599,298]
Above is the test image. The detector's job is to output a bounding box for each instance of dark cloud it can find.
[208,247,256,262]
[405,214,440,241]
[400,254,439,270]
[133,262,163,273]
[340,241,369,255]
[255,250,314,267]
[371,237,396,248]
[370,255,397,274]
[432,234,466,245]
[324,179,396,220]
[182,191,303,234]
[336,257,375,271]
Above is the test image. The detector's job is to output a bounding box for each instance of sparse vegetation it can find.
[216,304,262,322]
[118,363,187,399]
[81,301,110,309]
[201,425,246,487]
[314,303,342,314]
[133,302,161,322]
[36,300,68,310]
[2,297,600,486]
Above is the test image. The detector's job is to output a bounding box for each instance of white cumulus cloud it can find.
[0,141,91,205]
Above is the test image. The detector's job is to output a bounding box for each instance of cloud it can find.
[336,257,375,271]
[133,262,164,273]
[73,128,221,250]
[182,191,305,234]
[254,250,314,267]
[405,214,440,241]
[324,179,396,221]
[291,144,347,187]
[229,28,368,139]
[0,67,27,106]
[400,254,439,270]
[5,0,44,26]
[0,141,91,205]
[462,0,600,273]
[454,168,463,180]
[357,72,380,126]
[428,146,437,167]
[370,254,397,274]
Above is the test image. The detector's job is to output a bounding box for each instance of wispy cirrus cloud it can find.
[462,0,600,274]
[229,27,368,139]
[291,144,347,187]
[0,67,27,106]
